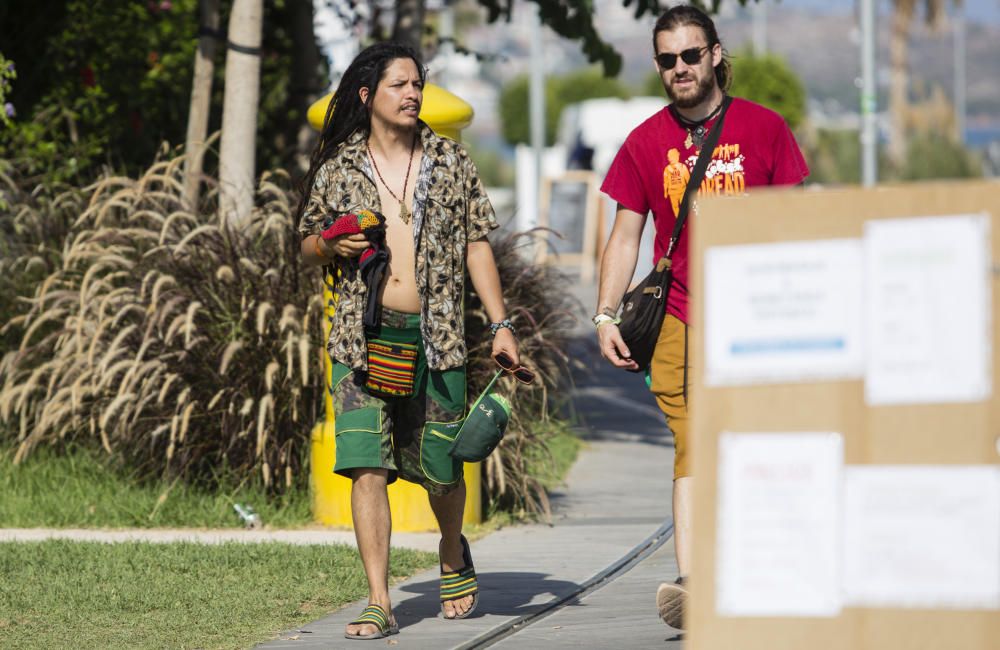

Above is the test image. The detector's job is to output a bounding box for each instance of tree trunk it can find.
[392,0,425,51]
[289,0,322,176]
[183,0,220,210]
[219,0,263,227]
[888,0,916,165]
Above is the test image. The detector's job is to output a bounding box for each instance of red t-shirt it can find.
[601,97,809,324]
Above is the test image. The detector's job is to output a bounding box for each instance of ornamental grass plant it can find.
[465,230,579,519]
[0,152,325,493]
[0,151,579,514]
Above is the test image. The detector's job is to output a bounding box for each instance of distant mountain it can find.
[710,8,1000,119]
[600,5,1000,121]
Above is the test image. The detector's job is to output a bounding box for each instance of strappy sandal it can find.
[344,603,399,640]
[440,534,479,619]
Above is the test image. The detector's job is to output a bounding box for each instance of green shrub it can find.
[500,68,630,146]
[805,128,982,186]
[891,131,982,181]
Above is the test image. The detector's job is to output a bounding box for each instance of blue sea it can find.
[966,125,1000,149]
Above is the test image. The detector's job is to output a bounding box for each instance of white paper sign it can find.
[716,432,844,617]
[844,465,1000,609]
[864,214,992,405]
[705,239,864,386]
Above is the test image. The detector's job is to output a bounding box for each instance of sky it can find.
[784,0,999,23]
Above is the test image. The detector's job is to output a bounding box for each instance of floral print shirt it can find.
[298,122,498,371]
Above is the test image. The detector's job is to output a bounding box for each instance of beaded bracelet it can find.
[489,319,515,336]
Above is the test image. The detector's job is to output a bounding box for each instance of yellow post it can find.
[308,85,481,531]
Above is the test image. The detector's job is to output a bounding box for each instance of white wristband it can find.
[592,314,620,329]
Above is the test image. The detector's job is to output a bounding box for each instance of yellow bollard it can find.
[308,85,482,531]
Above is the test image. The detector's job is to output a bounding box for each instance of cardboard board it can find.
[688,180,1000,650]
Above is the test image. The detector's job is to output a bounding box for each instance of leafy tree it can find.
[500,67,630,146]
[728,51,806,129]
[0,0,326,186]
[377,0,761,78]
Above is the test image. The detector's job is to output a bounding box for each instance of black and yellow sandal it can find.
[440,534,479,619]
[344,603,399,640]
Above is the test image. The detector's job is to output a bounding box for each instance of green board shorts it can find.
[329,308,467,496]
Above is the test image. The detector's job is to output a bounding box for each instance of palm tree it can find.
[887,0,955,164]
[219,0,264,227]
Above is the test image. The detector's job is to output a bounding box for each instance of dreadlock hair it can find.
[296,42,426,221]
[652,5,732,93]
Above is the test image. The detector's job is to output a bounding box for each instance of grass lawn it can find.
[0,540,436,649]
[1,424,583,530]
[0,427,583,647]
[0,446,312,529]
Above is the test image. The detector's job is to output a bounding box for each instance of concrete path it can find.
[260,336,684,649]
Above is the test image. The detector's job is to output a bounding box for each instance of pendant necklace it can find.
[367,133,417,224]
[674,98,725,150]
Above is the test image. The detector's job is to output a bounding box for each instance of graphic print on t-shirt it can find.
[663,148,691,214]
[664,143,747,209]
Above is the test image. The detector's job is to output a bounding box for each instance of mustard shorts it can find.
[649,313,691,479]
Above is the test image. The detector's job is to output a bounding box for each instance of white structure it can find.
[516,96,667,281]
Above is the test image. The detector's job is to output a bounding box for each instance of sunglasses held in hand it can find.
[494,352,535,385]
[655,45,710,70]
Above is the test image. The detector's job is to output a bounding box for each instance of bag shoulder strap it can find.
[664,95,733,259]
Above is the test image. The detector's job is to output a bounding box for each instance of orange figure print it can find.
[663,148,690,215]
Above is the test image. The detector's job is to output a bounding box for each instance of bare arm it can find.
[467,238,519,366]
[596,203,647,371]
[299,233,369,267]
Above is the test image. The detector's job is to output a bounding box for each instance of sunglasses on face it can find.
[655,46,710,70]
[494,352,535,385]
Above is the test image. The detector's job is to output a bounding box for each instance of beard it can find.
[665,70,716,109]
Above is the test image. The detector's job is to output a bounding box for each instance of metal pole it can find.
[752,0,767,56]
[953,3,966,144]
[438,0,455,83]
[529,6,545,228]
[860,0,878,187]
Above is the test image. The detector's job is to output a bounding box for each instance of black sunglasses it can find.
[494,352,535,385]
[655,46,710,70]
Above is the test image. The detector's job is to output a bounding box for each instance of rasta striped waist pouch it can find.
[365,338,419,397]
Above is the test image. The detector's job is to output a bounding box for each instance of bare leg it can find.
[428,480,474,618]
[656,475,693,630]
[672,476,693,576]
[345,468,395,637]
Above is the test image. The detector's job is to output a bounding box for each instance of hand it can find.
[492,328,519,368]
[597,323,639,371]
[326,233,369,258]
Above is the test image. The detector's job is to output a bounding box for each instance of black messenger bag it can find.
[617,96,732,372]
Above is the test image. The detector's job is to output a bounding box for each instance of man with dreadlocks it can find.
[297,42,518,640]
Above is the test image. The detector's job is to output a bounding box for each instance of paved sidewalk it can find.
[260,337,683,649]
